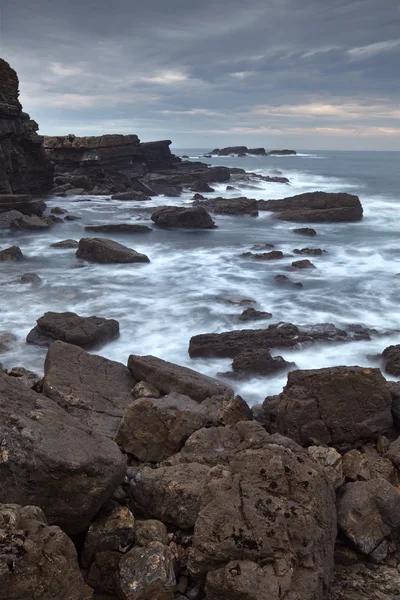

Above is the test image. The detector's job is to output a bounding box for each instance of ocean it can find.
[1,149,399,405]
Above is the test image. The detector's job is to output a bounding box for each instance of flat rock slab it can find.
[128,355,233,402]
[76,237,150,263]
[43,341,135,438]
[10,214,52,229]
[151,206,215,228]
[0,371,126,534]
[0,194,46,216]
[27,311,120,349]
[85,224,152,233]
[194,196,258,216]
[258,191,363,222]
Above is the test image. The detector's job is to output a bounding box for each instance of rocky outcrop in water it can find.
[0,59,53,195]
[193,195,259,215]
[210,146,297,156]
[258,191,363,222]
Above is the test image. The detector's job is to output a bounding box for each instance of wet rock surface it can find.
[193,196,258,215]
[151,205,215,228]
[85,223,152,233]
[76,237,150,263]
[0,245,23,261]
[258,191,363,222]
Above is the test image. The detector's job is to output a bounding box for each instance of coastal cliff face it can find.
[0,59,53,195]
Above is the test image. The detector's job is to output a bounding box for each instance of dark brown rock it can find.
[20,272,42,285]
[258,192,363,222]
[0,504,89,599]
[0,331,18,353]
[76,238,150,263]
[194,196,258,216]
[43,341,135,438]
[0,209,23,227]
[327,562,400,600]
[291,259,316,269]
[151,206,214,228]
[10,213,52,229]
[135,520,168,547]
[131,380,160,399]
[0,371,126,534]
[242,250,283,260]
[8,366,41,389]
[232,348,295,376]
[190,181,214,193]
[274,274,304,289]
[50,239,79,248]
[342,448,396,484]
[293,227,317,236]
[0,245,23,261]
[27,311,120,349]
[85,224,152,234]
[263,367,392,446]
[111,191,151,200]
[128,355,233,402]
[294,248,326,256]
[0,195,46,216]
[382,344,400,376]
[85,551,120,595]
[239,308,272,322]
[149,183,182,197]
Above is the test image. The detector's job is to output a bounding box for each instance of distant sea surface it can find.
[1,149,400,405]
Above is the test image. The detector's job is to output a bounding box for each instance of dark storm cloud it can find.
[1,0,399,148]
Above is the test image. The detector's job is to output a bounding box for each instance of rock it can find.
[205,561,280,600]
[213,146,248,156]
[0,59,53,194]
[135,520,169,547]
[248,147,267,155]
[291,259,316,269]
[149,183,182,197]
[128,355,233,402]
[0,195,46,216]
[0,209,23,227]
[189,322,358,358]
[111,190,151,200]
[263,367,392,446]
[294,248,326,256]
[342,448,397,484]
[190,181,214,193]
[8,366,41,389]
[64,214,81,221]
[327,562,400,600]
[274,274,304,289]
[249,244,275,251]
[0,370,126,534]
[85,551,120,595]
[384,438,400,469]
[0,331,17,353]
[151,206,214,229]
[242,250,283,260]
[27,311,120,349]
[226,185,236,190]
[201,394,252,426]
[116,542,176,600]
[20,272,42,285]
[76,238,150,263]
[308,446,344,489]
[85,224,152,233]
[0,245,23,261]
[0,504,89,599]
[115,393,220,462]
[10,214,52,229]
[231,348,295,376]
[387,381,400,427]
[50,239,79,248]
[337,479,400,556]
[239,308,272,322]
[194,196,258,216]
[129,463,210,530]
[131,380,161,399]
[81,506,135,568]
[192,193,205,200]
[267,149,296,155]
[43,341,135,438]
[293,227,317,236]
[186,422,336,600]
[51,206,66,214]
[382,345,400,376]
[258,191,363,222]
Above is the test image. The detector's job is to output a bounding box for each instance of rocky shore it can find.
[1,58,400,600]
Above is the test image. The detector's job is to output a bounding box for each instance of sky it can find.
[1,0,400,150]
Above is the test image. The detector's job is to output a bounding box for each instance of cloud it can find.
[347,39,400,59]
[141,71,189,85]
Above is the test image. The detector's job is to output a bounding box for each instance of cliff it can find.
[0,59,53,194]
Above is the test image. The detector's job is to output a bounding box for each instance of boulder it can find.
[190,181,214,193]
[131,380,161,399]
[248,147,267,155]
[0,504,89,599]
[342,448,396,484]
[0,245,23,261]
[85,223,152,233]
[151,206,214,228]
[293,227,317,236]
[43,341,135,438]
[205,561,280,600]
[382,344,400,376]
[27,311,120,349]
[0,331,17,353]
[274,274,304,289]
[135,520,169,547]
[19,272,42,285]
[387,381,400,428]
[232,348,295,376]
[50,239,79,248]
[127,355,233,402]
[258,192,363,222]
[111,191,151,200]
[291,259,316,269]
[337,479,400,557]
[242,250,283,260]
[239,308,272,322]
[294,248,326,256]
[116,542,176,600]
[263,367,392,446]
[149,183,182,196]
[384,437,400,469]
[76,237,150,263]
[10,214,52,230]
[85,551,120,595]
[327,562,400,600]
[0,196,47,216]
[194,196,258,216]
[0,209,23,227]
[307,446,344,489]
[0,371,126,534]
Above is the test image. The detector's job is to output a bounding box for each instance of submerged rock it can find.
[242,250,284,260]
[293,227,317,236]
[239,307,272,322]
[76,237,150,263]
[85,223,152,233]
[274,274,304,288]
[151,205,214,228]
[111,190,151,200]
[290,259,316,269]
[294,248,326,256]
[50,239,79,248]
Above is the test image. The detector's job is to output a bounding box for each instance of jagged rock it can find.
[0,504,89,599]
[85,223,152,233]
[116,542,176,600]
[293,227,317,236]
[0,371,126,534]
[190,181,214,193]
[27,311,120,349]
[342,448,397,484]
[0,59,53,194]
[239,308,272,322]
[337,479,400,557]
[0,245,23,261]
[151,206,214,229]
[43,341,134,438]
[327,562,400,600]
[194,196,258,216]
[0,209,23,227]
[50,239,79,248]
[258,191,363,222]
[291,259,316,269]
[10,213,52,229]
[85,551,120,595]
[387,381,400,428]
[274,274,304,288]
[384,437,400,469]
[242,250,283,260]
[111,191,151,200]
[192,193,205,200]
[131,380,161,399]
[263,367,392,446]
[135,520,169,547]
[382,344,400,376]
[231,348,295,376]
[8,366,41,389]
[76,237,150,263]
[308,446,344,489]
[64,214,81,221]
[205,561,280,600]
[128,355,232,402]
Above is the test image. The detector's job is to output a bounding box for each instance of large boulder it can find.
[0,504,90,599]
[127,355,233,402]
[0,59,53,194]
[76,237,150,263]
[151,206,214,228]
[0,371,126,534]
[231,348,295,376]
[9,213,52,229]
[263,367,392,446]
[258,191,363,222]
[382,344,400,376]
[27,311,120,349]
[0,245,23,261]
[0,195,46,216]
[43,341,135,438]
[193,196,258,216]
